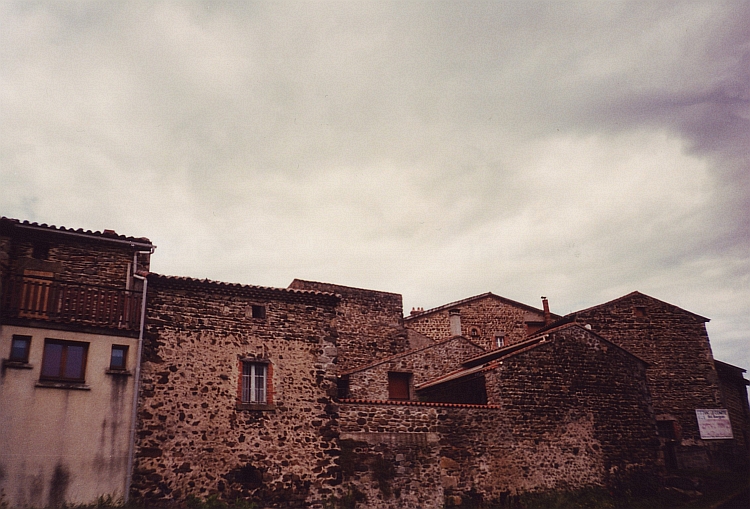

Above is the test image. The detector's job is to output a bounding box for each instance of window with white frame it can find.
[241,361,268,404]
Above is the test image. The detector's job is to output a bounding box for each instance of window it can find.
[634,306,648,318]
[109,345,128,370]
[495,334,505,348]
[40,339,88,382]
[388,372,411,400]
[241,361,269,404]
[9,335,32,363]
[251,305,266,319]
[469,327,481,340]
[337,376,350,399]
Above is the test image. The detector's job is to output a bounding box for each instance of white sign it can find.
[695,409,733,439]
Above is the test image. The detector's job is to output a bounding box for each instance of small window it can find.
[634,306,647,318]
[388,372,411,400]
[495,334,505,348]
[9,335,32,362]
[337,376,350,399]
[241,362,268,404]
[251,305,266,319]
[110,345,128,370]
[40,339,88,382]
[469,327,481,339]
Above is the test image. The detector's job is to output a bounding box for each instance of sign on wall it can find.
[695,409,733,439]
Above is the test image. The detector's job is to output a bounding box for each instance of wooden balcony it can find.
[1,274,142,333]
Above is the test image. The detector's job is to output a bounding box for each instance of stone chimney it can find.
[542,297,551,326]
[449,309,461,336]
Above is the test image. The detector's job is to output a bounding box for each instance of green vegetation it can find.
[444,470,750,509]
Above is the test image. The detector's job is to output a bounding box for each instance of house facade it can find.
[0,218,152,508]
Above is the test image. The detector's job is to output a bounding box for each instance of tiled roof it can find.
[417,323,650,391]
[338,397,501,409]
[148,273,340,305]
[340,335,485,376]
[404,291,556,321]
[0,216,153,248]
[417,336,551,390]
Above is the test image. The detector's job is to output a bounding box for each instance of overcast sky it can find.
[1,1,748,370]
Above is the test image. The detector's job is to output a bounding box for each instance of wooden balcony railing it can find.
[1,274,142,331]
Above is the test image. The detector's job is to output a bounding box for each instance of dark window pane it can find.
[110,346,126,369]
[10,336,31,361]
[41,343,63,378]
[64,345,85,379]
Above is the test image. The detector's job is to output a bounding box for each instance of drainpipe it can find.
[124,250,152,503]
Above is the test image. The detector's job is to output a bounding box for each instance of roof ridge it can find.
[405,291,553,320]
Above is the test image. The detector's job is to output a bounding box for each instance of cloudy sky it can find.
[1,1,748,369]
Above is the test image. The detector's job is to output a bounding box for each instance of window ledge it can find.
[236,403,276,411]
[36,381,91,391]
[2,359,33,370]
[106,369,133,376]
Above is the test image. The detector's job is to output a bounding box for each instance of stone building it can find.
[404,292,558,351]
[561,291,750,470]
[130,274,343,505]
[336,324,660,507]
[0,217,153,508]
[2,216,748,508]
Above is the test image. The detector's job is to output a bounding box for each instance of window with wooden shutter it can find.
[388,372,411,400]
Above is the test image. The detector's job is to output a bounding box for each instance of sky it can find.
[1,1,748,370]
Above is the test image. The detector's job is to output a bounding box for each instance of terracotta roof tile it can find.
[1,216,153,247]
[338,397,501,409]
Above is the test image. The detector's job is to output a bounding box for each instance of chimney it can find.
[542,297,551,326]
[449,309,461,336]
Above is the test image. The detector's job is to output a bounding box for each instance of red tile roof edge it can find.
[1,216,153,246]
[148,273,341,304]
[338,398,501,409]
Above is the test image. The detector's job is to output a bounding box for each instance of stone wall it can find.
[288,280,407,372]
[334,327,660,507]
[344,336,484,400]
[715,361,750,466]
[404,294,546,351]
[570,292,725,467]
[484,326,660,483]
[132,275,342,507]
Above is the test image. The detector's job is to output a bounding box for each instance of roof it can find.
[416,335,550,391]
[416,323,649,392]
[565,291,709,323]
[338,398,501,410]
[148,273,340,306]
[714,359,750,386]
[289,279,402,298]
[340,335,485,376]
[0,216,153,249]
[404,292,557,322]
